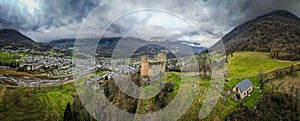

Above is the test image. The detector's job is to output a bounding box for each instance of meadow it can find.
[226,51,298,78]
[0,51,15,63]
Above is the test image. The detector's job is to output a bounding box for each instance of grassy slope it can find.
[227,52,297,78]
[136,72,211,120]
[200,52,298,120]
[206,51,298,120]
[0,83,76,121]
[0,52,15,63]
[0,51,28,64]
[136,72,182,114]
[225,51,298,109]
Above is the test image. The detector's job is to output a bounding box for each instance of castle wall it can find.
[140,52,167,80]
[148,62,165,76]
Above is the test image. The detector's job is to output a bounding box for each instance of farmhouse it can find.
[232,79,253,99]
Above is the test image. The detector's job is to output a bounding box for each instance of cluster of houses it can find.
[16,54,73,76]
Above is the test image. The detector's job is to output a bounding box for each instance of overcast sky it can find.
[0,0,300,46]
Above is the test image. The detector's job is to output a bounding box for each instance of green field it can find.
[0,83,76,121]
[0,52,15,63]
[136,71,290,120]
[178,51,298,120]
[0,51,28,64]
[227,52,298,78]
[212,51,299,120]
[135,72,261,120]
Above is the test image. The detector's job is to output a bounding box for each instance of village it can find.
[0,48,144,86]
[1,47,297,105]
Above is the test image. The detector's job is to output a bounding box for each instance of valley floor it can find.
[0,51,299,121]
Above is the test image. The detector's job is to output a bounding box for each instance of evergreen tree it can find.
[63,103,72,121]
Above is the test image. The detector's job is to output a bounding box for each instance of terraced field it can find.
[0,83,75,121]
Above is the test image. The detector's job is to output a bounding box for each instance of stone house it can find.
[232,79,253,99]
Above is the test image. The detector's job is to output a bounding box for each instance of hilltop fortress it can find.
[140,52,167,83]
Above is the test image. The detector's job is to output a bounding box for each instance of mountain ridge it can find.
[0,29,37,49]
[212,10,300,60]
[48,37,207,58]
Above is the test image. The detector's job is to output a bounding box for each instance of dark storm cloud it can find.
[0,0,104,41]
[0,0,299,45]
[198,0,300,35]
[0,0,101,30]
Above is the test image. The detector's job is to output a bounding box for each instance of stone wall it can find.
[265,62,300,81]
[149,62,165,76]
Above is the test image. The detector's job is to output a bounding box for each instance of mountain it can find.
[48,39,76,48]
[212,10,300,60]
[49,37,207,58]
[0,29,38,49]
[0,29,55,52]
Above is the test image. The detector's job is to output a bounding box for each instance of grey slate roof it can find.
[236,79,252,92]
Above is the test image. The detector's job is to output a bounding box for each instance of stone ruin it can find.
[140,52,167,85]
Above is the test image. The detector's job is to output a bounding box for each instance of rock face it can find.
[91,70,176,120]
[154,82,174,110]
[213,10,300,60]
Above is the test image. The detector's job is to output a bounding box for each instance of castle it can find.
[140,52,167,83]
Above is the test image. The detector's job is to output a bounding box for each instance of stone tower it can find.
[140,55,149,77]
[157,51,167,72]
[157,51,167,62]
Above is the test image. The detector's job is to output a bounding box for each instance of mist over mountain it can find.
[213,10,300,60]
[0,28,206,58]
[49,37,207,58]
